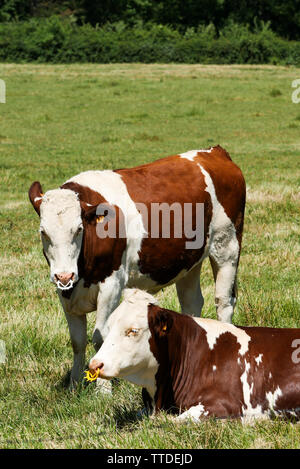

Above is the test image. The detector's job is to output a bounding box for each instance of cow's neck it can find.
[152,317,209,413]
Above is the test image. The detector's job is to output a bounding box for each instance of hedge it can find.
[0,17,299,65]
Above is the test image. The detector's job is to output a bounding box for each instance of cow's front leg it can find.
[64,311,87,388]
[176,263,204,317]
[92,269,126,394]
[92,287,123,350]
[92,268,126,350]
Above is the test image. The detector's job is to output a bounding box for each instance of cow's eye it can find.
[75,226,83,236]
[40,230,50,241]
[126,328,139,337]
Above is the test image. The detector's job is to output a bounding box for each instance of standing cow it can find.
[28,145,246,385]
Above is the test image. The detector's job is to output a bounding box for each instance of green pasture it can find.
[0,63,299,448]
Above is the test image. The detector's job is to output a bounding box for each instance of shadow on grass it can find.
[53,365,146,429]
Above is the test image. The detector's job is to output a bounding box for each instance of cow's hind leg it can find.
[209,231,240,323]
[176,263,204,317]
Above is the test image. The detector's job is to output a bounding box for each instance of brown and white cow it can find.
[28,145,245,385]
[89,289,300,422]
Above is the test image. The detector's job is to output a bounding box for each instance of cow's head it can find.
[29,180,123,290]
[89,289,159,387]
[29,181,84,289]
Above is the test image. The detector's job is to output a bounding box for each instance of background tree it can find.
[0,0,299,39]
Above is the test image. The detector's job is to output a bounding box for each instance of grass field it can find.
[0,63,299,449]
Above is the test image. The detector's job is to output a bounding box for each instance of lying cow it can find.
[89,289,300,422]
[28,145,245,385]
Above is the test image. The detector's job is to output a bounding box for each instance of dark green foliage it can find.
[221,0,300,41]
[0,0,35,22]
[0,16,299,65]
[1,0,300,40]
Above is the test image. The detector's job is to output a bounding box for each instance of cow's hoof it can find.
[136,407,149,420]
[68,381,77,391]
[95,377,112,395]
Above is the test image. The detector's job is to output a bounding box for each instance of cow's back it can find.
[115,145,244,206]
[116,146,245,286]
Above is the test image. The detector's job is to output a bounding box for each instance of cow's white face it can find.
[39,189,83,289]
[89,290,158,389]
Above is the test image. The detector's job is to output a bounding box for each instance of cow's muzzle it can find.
[54,272,75,290]
[89,359,107,378]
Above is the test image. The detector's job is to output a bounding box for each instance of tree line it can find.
[1,0,299,41]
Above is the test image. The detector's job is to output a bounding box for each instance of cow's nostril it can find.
[89,360,104,372]
[55,272,74,285]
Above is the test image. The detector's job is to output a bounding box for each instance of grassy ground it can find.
[0,63,299,449]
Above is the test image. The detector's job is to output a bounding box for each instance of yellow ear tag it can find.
[84,369,101,382]
[162,325,167,332]
[96,215,105,224]
[40,193,44,197]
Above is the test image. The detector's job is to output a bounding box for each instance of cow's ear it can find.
[149,305,173,338]
[158,312,173,337]
[28,181,44,216]
[81,202,116,225]
[80,202,98,223]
